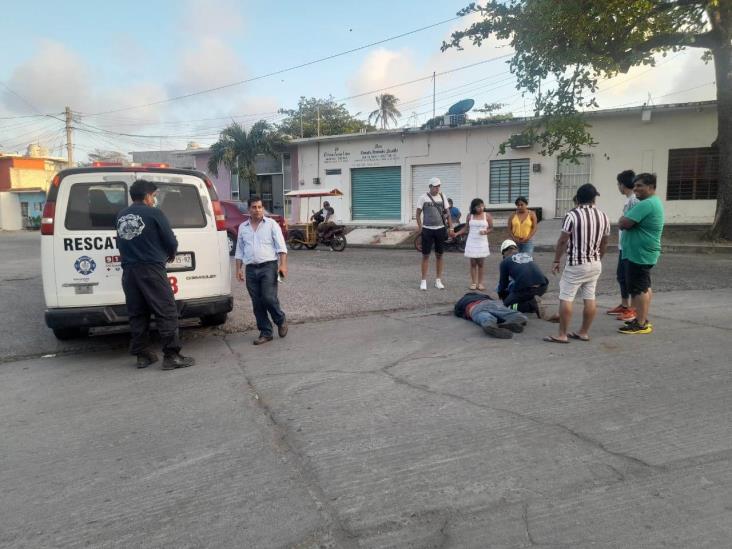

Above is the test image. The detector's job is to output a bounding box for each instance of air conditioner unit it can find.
[444,114,466,127]
[313,177,321,185]
[509,133,532,149]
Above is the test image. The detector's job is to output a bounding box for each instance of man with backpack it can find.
[415,177,453,290]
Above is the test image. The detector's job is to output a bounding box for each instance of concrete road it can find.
[2,230,732,359]
[2,230,732,547]
[1,289,731,548]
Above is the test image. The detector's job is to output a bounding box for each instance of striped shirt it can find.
[561,205,610,266]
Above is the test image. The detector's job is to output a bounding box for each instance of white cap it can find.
[428,177,441,187]
[500,239,518,253]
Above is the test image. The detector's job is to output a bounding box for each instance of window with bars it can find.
[489,159,530,203]
[667,148,719,200]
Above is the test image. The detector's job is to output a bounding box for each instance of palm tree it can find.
[368,94,402,130]
[207,120,283,197]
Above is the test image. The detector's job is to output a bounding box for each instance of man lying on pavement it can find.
[454,292,528,339]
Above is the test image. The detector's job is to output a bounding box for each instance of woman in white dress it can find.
[456,198,493,290]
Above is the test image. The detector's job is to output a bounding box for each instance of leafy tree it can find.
[368,93,402,129]
[277,96,371,138]
[207,120,282,194]
[444,0,732,240]
[471,102,514,124]
[86,149,129,165]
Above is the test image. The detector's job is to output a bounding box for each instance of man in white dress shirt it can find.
[235,196,289,345]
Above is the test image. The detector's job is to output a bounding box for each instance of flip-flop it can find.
[543,336,569,344]
[568,332,590,342]
[469,283,477,290]
[477,284,486,291]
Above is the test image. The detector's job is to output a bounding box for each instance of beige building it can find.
[290,101,718,226]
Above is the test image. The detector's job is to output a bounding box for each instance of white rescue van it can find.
[41,166,233,339]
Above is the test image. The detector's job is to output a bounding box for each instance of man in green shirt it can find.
[617,173,665,334]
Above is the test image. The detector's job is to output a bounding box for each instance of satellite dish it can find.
[448,99,475,115]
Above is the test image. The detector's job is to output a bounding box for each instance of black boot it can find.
[162,353,195,370]
[136,350,159,369]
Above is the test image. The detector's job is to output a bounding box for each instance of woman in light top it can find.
[507,196,538,255]
[456,198,493,290]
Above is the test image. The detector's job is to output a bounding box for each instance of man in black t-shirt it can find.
[116,179,194,370]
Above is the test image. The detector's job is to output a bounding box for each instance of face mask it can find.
[151,197,159,208]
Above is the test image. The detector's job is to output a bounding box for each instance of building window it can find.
[489,159,530,203]
[325,168,342,175]
[667,148,719,200]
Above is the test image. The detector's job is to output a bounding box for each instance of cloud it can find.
[596,50,716,108]
[181,0,244,37]
[2,40,91,114]
[172,37,247,97]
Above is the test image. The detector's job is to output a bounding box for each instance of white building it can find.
[290,101,718,225]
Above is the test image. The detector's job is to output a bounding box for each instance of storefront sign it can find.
[353,144,400,167]
[322,147,351,164]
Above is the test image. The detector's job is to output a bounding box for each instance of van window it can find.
[157,184,206,228]
[65,182,128,230]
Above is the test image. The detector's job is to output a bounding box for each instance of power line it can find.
[84,15,464,117]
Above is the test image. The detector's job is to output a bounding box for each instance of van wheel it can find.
[227,233,236,256]
[201,313,228,327]
[52,327,88,340]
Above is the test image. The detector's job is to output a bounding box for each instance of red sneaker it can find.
[607,304,627,315]
[617,308,637,322]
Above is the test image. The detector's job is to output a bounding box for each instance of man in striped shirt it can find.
[544,183,610,344]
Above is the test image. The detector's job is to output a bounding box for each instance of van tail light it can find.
[41,201,56,235]
[212,200,226,231]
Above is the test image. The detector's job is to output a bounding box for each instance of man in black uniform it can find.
[496,239,550,318]
[116,179,194,370]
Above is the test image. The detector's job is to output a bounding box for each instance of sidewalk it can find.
[347,219,732,254]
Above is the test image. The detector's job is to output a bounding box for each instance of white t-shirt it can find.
[417,192,448,230]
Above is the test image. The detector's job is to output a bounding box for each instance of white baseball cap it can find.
[500,239,518,253]
[428,177,441,187]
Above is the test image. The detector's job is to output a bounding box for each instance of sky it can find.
[0,0,717,161]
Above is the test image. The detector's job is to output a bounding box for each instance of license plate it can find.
[166,252,194,271]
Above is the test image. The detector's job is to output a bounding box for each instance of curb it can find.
[345,242,732,254]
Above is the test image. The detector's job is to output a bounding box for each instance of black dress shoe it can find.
[277,321,288,338]
[136,350,159,369]
[253,335,274,345]
[162,353,195,370]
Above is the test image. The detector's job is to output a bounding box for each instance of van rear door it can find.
[50,172,135,308]
[135,172,230,300]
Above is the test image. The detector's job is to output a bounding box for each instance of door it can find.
[351,166,401,221]
[555,155,592,218]
[411,163,462,219]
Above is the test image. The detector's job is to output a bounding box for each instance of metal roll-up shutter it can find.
[411,163,462,219]
[351,166,401,221]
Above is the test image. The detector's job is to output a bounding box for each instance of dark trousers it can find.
[616,255,630,300]
[503,282,548,316]
[246,261,286,337]
[122,263,181,356]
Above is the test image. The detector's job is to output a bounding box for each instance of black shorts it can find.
[624,260,653,295]
[421,227,447,256]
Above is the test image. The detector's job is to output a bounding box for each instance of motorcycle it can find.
[288,215,348,251]
[413,223,467,253]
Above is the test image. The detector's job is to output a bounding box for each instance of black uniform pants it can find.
[245,260,286,338]
[122,263,181,356]
[503,282,548,316]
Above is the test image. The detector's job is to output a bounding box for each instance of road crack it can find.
[222,336,360,548]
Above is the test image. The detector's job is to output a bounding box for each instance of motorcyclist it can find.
[312,201,336,238]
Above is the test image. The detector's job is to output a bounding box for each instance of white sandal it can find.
[469,283,477,290]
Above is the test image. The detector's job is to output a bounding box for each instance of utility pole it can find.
[300,113,304,138]
[317,106,321,137]
[64,106,73,167]
[432,71,436,119]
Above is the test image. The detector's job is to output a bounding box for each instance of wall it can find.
[130,150,197,169]
[294,105,718,225]
[0,192,22,230]
[193,154,232,200]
